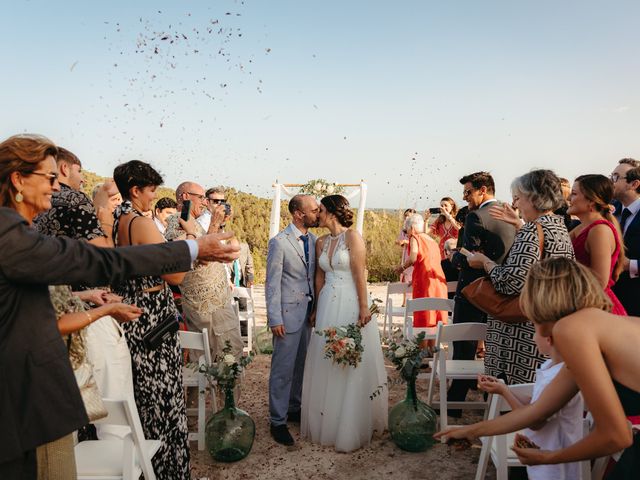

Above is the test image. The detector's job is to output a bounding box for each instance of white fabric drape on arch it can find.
[268,182,368,239]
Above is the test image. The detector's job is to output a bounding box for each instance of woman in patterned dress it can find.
[112,160,191,479]
[467,170,574,385]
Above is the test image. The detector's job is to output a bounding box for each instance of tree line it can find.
[83,171,403,283]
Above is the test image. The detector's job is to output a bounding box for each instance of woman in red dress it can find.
[568,174,627,315]
[397,213,448,328]
[428,197,460,260]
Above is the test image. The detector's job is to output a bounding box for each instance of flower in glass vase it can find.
[385,330,438,452]
[199,342,255,462]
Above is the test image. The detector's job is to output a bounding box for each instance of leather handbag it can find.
[67,334,108,422]
[143,313,180,350]
[462,222,544,324]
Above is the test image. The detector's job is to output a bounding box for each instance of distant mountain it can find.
[82,171,404,283]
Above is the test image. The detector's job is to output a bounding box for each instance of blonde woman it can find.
[436,258,640,478]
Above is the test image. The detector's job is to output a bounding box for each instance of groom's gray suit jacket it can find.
[266,224,316,332]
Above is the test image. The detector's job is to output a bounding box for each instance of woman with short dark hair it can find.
[112,160,191,479]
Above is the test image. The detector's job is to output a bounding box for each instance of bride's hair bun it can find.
[321,195,354,228]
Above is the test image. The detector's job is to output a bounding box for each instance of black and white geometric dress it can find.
[112,202,190,479]
[485,214,574,385]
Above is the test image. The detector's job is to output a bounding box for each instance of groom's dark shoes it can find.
[287,410,301,423]
[270,424,294,446]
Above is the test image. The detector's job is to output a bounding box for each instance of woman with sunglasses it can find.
[0,134,240,478]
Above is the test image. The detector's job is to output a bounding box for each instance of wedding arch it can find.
[268,180,368,239]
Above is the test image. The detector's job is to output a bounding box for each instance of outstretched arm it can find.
[515,315,635,465]
[434,366,579,441]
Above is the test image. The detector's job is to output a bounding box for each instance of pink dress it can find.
[410,233,448,327]
[572,219,627,316]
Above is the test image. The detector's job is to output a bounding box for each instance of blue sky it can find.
[2,0,639,208]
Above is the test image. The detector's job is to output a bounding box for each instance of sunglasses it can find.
[207,198,226,204]
[463,188,474,197]
[30,171,59,186]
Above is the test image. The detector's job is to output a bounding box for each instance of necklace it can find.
[329,229,347,240]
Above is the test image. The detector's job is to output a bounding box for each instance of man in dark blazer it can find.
[447,172,517,416]
[611,158,640,316]
[0,207,239,477]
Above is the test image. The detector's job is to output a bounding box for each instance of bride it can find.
[301,194,388,452]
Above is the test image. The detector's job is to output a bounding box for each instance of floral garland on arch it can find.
[299,178,345,197]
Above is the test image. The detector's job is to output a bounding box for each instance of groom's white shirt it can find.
[289,223,306,251]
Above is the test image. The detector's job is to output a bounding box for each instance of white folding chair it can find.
[178,328,216,451]
[426,322,488,432]
[404,297,455,340]
[474,383,534,480]
[382,282,412,336]
[75,398,160,480]
[232,286,256,354]
[475,384,592,480]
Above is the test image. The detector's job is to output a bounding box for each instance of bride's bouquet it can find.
[315,300,382,368]
[316,324,364,368]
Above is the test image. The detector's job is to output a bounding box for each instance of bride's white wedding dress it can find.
[301,231,388,452]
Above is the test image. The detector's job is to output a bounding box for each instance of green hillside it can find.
[82,171,404,283]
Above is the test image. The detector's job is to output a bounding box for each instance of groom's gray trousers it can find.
[269,313,311,426]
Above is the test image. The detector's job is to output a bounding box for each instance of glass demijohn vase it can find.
[388,377,437,452]
[205,385,256,462]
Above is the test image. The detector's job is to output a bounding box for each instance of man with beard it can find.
[611,158,640,316]
[266,194,319,446]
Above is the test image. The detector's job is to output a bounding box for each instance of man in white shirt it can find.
[165,182,243,358]
[152,197,177,234]
[611,158,640,315]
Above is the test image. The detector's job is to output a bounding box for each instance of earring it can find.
[15,191,23,203]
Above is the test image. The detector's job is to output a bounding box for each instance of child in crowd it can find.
[477,331,584,480]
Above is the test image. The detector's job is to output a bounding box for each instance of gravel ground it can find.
[189,285,499,480]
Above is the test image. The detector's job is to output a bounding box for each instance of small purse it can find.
[462,222,544,324]
[143,313,180,350]
[67,334,108,422]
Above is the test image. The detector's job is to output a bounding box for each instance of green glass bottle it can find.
[205,386,256,462]
[388,377,437,452]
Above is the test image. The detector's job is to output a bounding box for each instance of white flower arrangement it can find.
[300,179,344,197]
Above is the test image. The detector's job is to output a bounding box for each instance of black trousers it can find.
[447,294,487,406]
[0,450,37,480]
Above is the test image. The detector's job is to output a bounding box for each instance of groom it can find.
[266,194,319,446]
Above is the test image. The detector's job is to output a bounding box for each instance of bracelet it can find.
[85,311,93,325]
[484,260,496,273]
[186,233,196,239]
